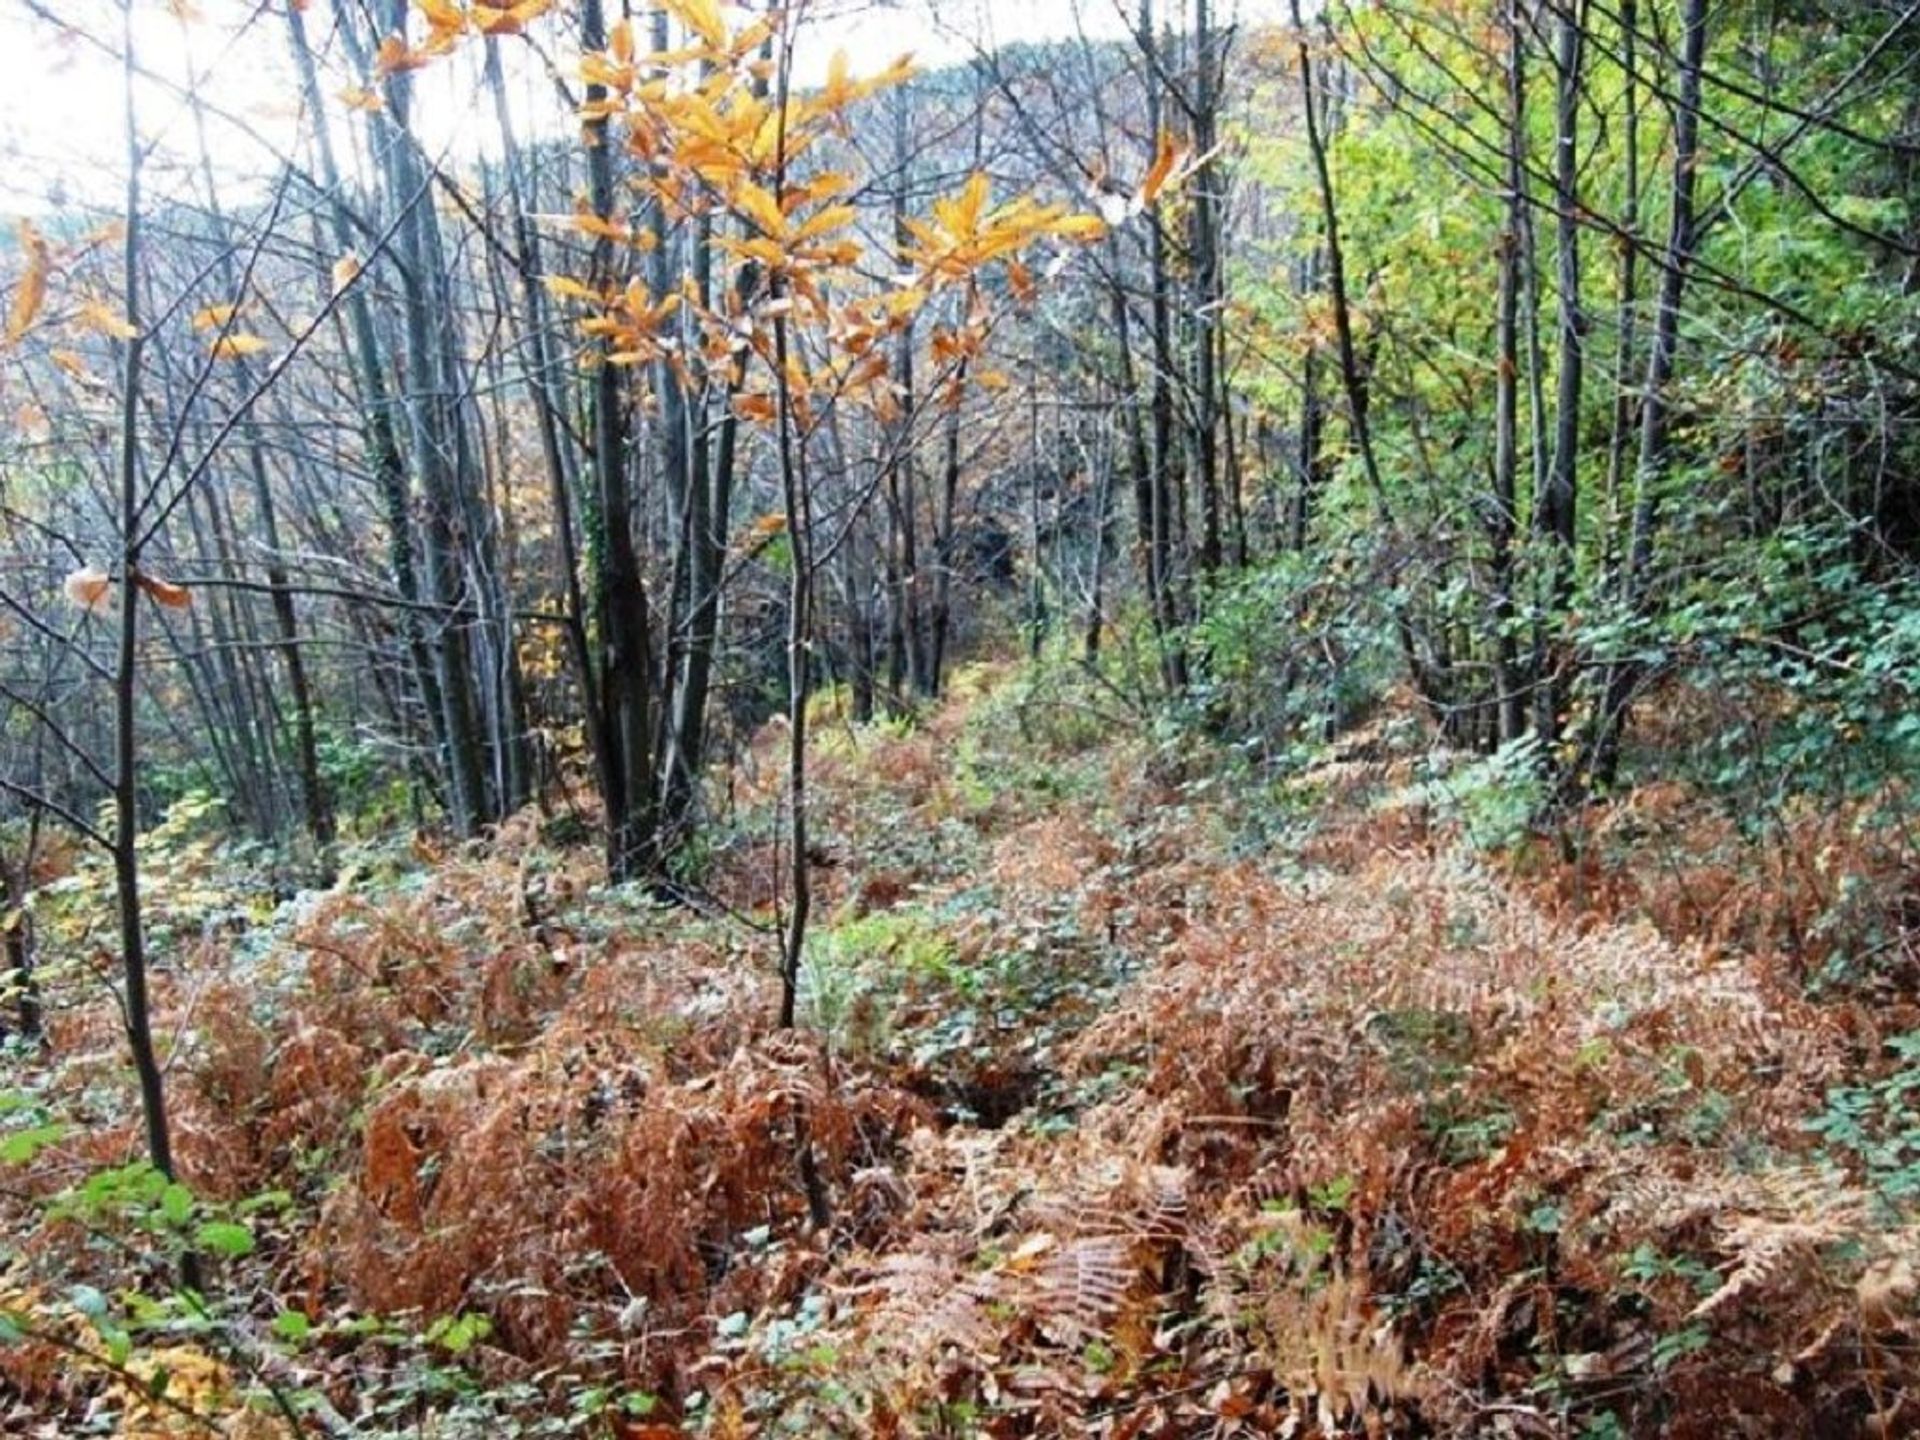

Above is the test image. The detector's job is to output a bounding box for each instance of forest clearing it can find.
[1,0,1917,1435]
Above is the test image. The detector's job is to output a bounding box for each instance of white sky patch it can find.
[0,0,1285,217]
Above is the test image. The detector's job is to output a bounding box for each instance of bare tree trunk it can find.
[1294,2,1446,727]
[0,838,43,1046]
[111,13,197,1289]
[1591,0,1710,788]
[366,0,494,833]
[886,89,930,698]
[290,2,447,818]
[1490,0,1527,746]
[184,89,334,853]
[1602,0,1641,577]
[1535,0,1587,751]
[1141,0,1189,694]
[1084,389,1118,660]
[481,37,610,827]
[1191,0,1226,578]
[583,0,658,879]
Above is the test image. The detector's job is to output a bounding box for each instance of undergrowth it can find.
[4,661,1918,1437]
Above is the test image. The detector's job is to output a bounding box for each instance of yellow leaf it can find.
[190,303,240,332]
[76,299,139,340]
[795,171,854,207]
[418,0,468,43]
[938,172,991,239]
[1049,214,1108,242]
[331,253,361,293]
[209,333,272,359]
[792,204,855,242]
[5,220,49,347]
[50,348,100,385]
[732,180,787,239]
[570,209,631,245]
[474,0,550,34]
[338,85,385,112]
[62,566,112,614]
[663,0,728,49]
[543,274,599,302]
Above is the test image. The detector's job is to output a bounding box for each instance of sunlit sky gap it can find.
[0,0,1285,218]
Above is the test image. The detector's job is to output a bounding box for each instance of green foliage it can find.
[1808,1031,1920,1211]
[1190,548,1398,761]
[1417,735,1549,853]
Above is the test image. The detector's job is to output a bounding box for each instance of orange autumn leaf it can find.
[209,332,272,359]
[49,348,104,387]
[5,220,49,346]
[417,0,468,44]
[732,180,787,239]
[375,33,434,75]
[663,0,728,50]
[191,303,240,332]
[76,298,139,340]
[543,274,599,302]
[62,566,112,614]
[1008,259,1036,305]
[473,0,551,35]
[1049,213,1108,241]
[1141,127,1182,206]
[732,393,777,424]
[136,573,192,610]
[331,253,361,293]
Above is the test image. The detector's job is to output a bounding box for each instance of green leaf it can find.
[193,1220,255,1258]
[0,1123,71,1165]
[0,1311,28,1345]
[424,1311,490,1355]
[160,1182,193,1226]
[271,1310,312,1342]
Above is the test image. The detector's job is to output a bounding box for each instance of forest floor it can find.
[4,658,1918,1437]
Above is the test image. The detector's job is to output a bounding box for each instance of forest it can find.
[0,0,1917,1434]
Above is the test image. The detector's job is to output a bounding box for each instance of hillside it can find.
[3,0,1919,1433]
[4,659,1915,1436]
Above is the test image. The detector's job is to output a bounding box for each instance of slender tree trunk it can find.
[582,0,657,878]
[1084,392,1118,661]
[368,0,493,833]
[1293,2,1446,726]
[1141,0,1189,694]
[1591,0,1710,788]
[292,3,448,818]
[1490,0,1527,746]
[1535,0,1587,751]
[111,16,197,1290]
[184,96,335,852]
[481,38,609,823]
[886,90,929,698]
[0,845,43,1046]
[1192,0,1225,578]
[1603,0,1641,573]
[926,336,967,694]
